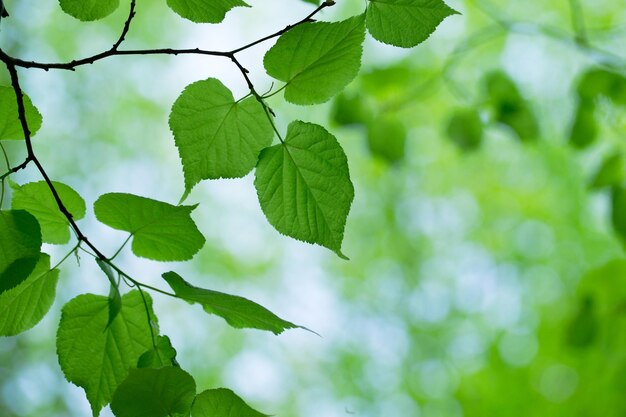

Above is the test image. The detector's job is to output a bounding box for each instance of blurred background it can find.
[1,0,626,416]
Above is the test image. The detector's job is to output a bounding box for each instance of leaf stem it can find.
[110,234,133,261]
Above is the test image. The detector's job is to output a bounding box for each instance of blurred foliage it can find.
[1,0,626,416]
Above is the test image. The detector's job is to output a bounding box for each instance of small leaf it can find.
[0,210,42,294]
[111,366,196,417]
[330,92,373,127]
[485,71,539,142]
[169,78,274,199]
[446,108,483,151]
[96,259,121,329]
[138,335,179,369]
[57,291,157,416]
[366,0,459,48]
[59,0,119,21]
[11,180,86,244]
[94,193,205,262]
[264,15,366,105]
[589,153,624,189]
[0,253,59,336]
[192,388,268,417]
[162,271,299,334]
[0,86,43,140]
[569,100,597,149]
[166,0,249,23]
[367,116,406,163]
[254,121,354,258]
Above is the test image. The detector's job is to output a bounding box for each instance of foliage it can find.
[0,0,457,415]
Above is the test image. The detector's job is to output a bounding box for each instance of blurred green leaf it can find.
[162,271,299,334]
[566,295,598,348]
[11,180,86,244]
[569,100,597,149]
[577,68,626,105]
[0,253,59,336]
[446,108,483,151]
[264,15,366,105]
[367,115,406,163]
[255,121,354,258]
[589,153,624,189]
[94,193,205,261]
[192,388,268,417]
[611,186,626,242]
[0,209,41,294]
[111,367,195,417]
[57,291,157,416]
[330,92,372,126]
[0,86,43,140]
[366,0,458,48]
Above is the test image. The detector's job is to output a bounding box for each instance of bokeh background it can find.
[1,0,626,416]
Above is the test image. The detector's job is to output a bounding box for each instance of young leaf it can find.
[0,210,42,294]
[264,15,366,105]
[166,0,249,23]
[446,108,483,151]
[254,121,354,258]
[169,78,274,199]
[0,86,43,140]
[59,0,119,21]
[56,291,157,417]
[137,335,179,369]
[0,253,59,336]
[94,193,205,262]
[192,388,268,417]
[367,116,407,163]
[366,0,459,48]
[162,271,299,334]
[111,367,196,417]
[11,180,86,244]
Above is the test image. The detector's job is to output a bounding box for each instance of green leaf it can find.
[254,121,354,258]
[111,366,196,417]
[192,388,268,417]
[366,0,458,48]
[94,193,205,262]
[59,0,119,21]
[367,115,406,163]
[169,78,274,199]
[138,335,179,369]
[166,0,249,23]
[569,99,597,149]
[162,271,299,334]
[611,186,626,243]
[264,15,366,105]
[0,210,42,294]
[330,92,373,127]
[57,291,157,416]
[577,68,626,105]
[0,86,43,140]
[485,71,539,142]
[566,295,598,348]
[0,253,59,336]
[10,180,86,244]
[590,153,624,189]
[446,108,483,151]
[95,259,121,329]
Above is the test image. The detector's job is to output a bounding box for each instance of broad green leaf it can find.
[330,92,373,127]
[446,108,483,151]
[59,0,119,21]
[254,121,354,258]
[166,0,249,23]
[138,335,178,369]
[96,259,121,329]
[0,210,41,294]
[111,366,195,417]
[590,153,624,189]
[57,291,157,416]
[11,180,86,244]
[485,71,539,142]
[366,0,458,48]
[192,388,268,417]
[94,193,205,261]
[0,86,43,140]
[569,100,597,149]
[169,78,274,199]
[264,15,366,105]
[162,271,299,334]
[367,116,406,163]
[0,253,59,336]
